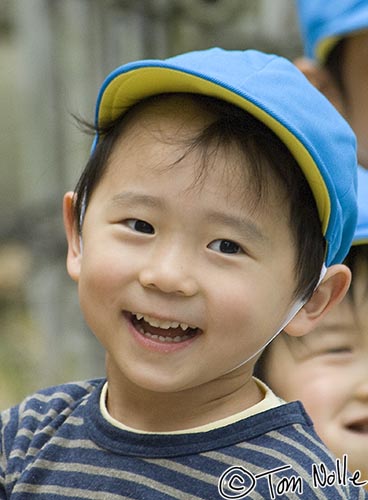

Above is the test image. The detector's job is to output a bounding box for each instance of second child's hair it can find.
[324,39,346,96]
[73,93,325,301]
[344,245,368,305]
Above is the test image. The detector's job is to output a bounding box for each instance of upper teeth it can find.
[133,313,194,331]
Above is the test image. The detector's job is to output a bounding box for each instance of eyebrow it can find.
[111,192,164,209]
[314,323,359,336]
[206,210,268,244]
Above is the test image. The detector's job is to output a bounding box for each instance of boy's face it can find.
[341,31,368,169]
[262,266,368,479]
[66,96,299,398]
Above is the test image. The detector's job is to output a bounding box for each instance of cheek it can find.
[208,280,288,358]
[210,283,251,335]
[214,274,287,321]
[287,365,345,421]
[78,248,133,315]
[264,355,340,413]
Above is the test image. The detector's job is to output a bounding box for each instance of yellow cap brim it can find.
[98,67,330,235]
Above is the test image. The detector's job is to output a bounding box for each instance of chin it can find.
[124,368,197,394]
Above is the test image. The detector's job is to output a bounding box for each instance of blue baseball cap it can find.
[296,0,368,63]
[92,47,358,265]
[353,166,368,246]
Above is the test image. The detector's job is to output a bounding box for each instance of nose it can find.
[138,244,199,296]
[353,359,368,401]
[354,376,368,401]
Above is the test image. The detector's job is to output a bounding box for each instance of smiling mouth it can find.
[128,312,201,343]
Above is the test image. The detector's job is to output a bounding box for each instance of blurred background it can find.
[0,0,302,409]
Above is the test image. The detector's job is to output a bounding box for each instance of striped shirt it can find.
[1,379,367,499]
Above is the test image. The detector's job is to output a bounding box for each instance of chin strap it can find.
[78,191,87,253]
[225,262,327,374]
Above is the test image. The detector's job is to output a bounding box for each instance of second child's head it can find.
[63,48,357,398]
[256,165,368,480]
[296,0,368,168]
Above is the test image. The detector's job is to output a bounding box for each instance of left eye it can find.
[208,239,243,254]
[125,219,155,234]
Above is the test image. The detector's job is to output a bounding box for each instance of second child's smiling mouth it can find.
[126,311,202,344]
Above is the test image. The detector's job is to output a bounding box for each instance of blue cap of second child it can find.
[296,0,368,63]
[92,47,358,266]
[353,166,368,246]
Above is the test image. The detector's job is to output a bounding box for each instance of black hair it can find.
[324,39,347,96]
[343,244,368,304]
[73,92,325,301]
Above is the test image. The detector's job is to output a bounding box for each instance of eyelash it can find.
[124,219,244,255]
[325,346,353,355]
[207,239,243,255]
[125,219,155,234]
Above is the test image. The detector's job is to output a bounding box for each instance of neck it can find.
[105,360,263,432]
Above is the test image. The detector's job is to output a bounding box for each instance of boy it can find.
[295,0,368,169]
[0,48,365,499]
[255,165,368,484]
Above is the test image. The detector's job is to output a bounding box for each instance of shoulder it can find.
[243,401,330,457]
[1,378,101,422]
[0,379,102,459]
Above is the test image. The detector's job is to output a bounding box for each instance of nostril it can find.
[138,267,198,296]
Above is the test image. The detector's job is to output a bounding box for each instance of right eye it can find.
[125,219,155,234]
[208,239,243,255]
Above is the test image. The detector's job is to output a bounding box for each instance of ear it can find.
[63,191,82,282]
[284,264,351,337]
[294,56,346,117]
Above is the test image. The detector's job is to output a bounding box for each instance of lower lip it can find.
[124,314,200,353]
